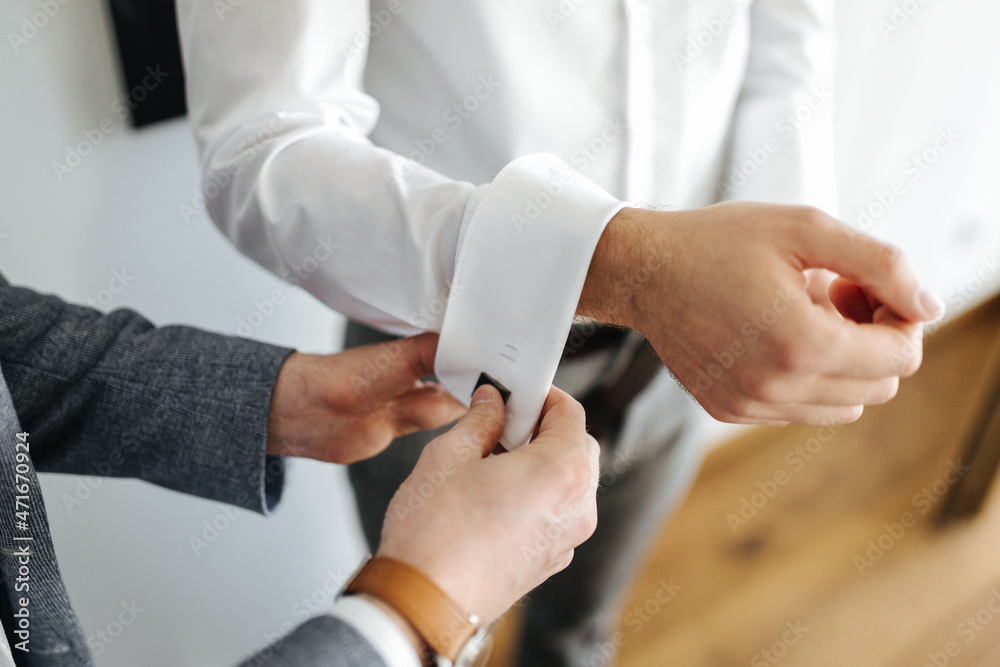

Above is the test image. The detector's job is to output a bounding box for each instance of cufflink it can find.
[474,372,511,405]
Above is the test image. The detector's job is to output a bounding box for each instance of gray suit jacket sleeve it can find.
[242,616,389,667]
[0,273,293,513]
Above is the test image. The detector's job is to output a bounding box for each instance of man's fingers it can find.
[350,333,441,397]
[440,384,506,459]
[745,373,900,407]
[805,310,924,378]
[534,387,588,442]
[828,277,875,323]
[394,332,441,382]
[390,384,465,437]
[793,216,943,323]
[756,402,865,426]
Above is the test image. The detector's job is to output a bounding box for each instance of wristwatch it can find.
[342,557,491,667]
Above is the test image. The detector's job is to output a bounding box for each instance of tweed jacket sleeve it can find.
[0,273,293,513]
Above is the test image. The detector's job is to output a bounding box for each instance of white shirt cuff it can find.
[435,153,627,449]
[330,596,422,667]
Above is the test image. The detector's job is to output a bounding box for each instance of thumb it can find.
[440,385,506,459]
[794,216,944,323]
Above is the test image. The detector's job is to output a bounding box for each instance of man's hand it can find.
[378,385,600,625]
[578,203,945,425]
[266,333,465,464]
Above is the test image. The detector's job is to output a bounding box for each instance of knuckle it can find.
[462,421,494,449]
[566,456,593,491]
[785,206,834,240]
[722,393,756,420]
[578,508,598,542]
[826,405,864,424]
[743,373,785,404]
[872,378,900,404]
[799,205,832,228]
[894,337,923,376]
[553,550,575,574]
[770,339,812,373]
[873,242,905,277]
[567,397,587,425]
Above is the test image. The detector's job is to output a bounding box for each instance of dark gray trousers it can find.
[345,322,706,667]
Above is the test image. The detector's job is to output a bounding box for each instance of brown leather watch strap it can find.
[343,557,479,661]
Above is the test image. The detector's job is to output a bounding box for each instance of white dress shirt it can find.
[177,0,834,658]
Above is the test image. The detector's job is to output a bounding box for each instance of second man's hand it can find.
[266,333,465,464]
[378,384,601,626]
[579,203,944,426]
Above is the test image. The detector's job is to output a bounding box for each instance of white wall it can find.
[1,2,366,665]
[834,0,1000,312]
[0,0,998,665]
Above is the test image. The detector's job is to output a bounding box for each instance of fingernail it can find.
[471,385,495,407]
[918,285,945,320]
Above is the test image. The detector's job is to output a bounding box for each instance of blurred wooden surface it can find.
[487,295,1000,666]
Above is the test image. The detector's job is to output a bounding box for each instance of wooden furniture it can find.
[941,330,1000,521]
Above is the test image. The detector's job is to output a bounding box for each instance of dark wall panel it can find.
[107,0,186,127]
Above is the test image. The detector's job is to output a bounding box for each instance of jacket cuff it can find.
[130,332,294,515]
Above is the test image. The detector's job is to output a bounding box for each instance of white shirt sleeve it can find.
[329,596,422,667]
[175,0,623,448]
[723,0,839,213]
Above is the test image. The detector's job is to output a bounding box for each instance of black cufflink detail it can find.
[474,372,511,405]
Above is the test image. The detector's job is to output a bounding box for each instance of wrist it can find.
[266,351,317,459]
[577,207,647,329]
